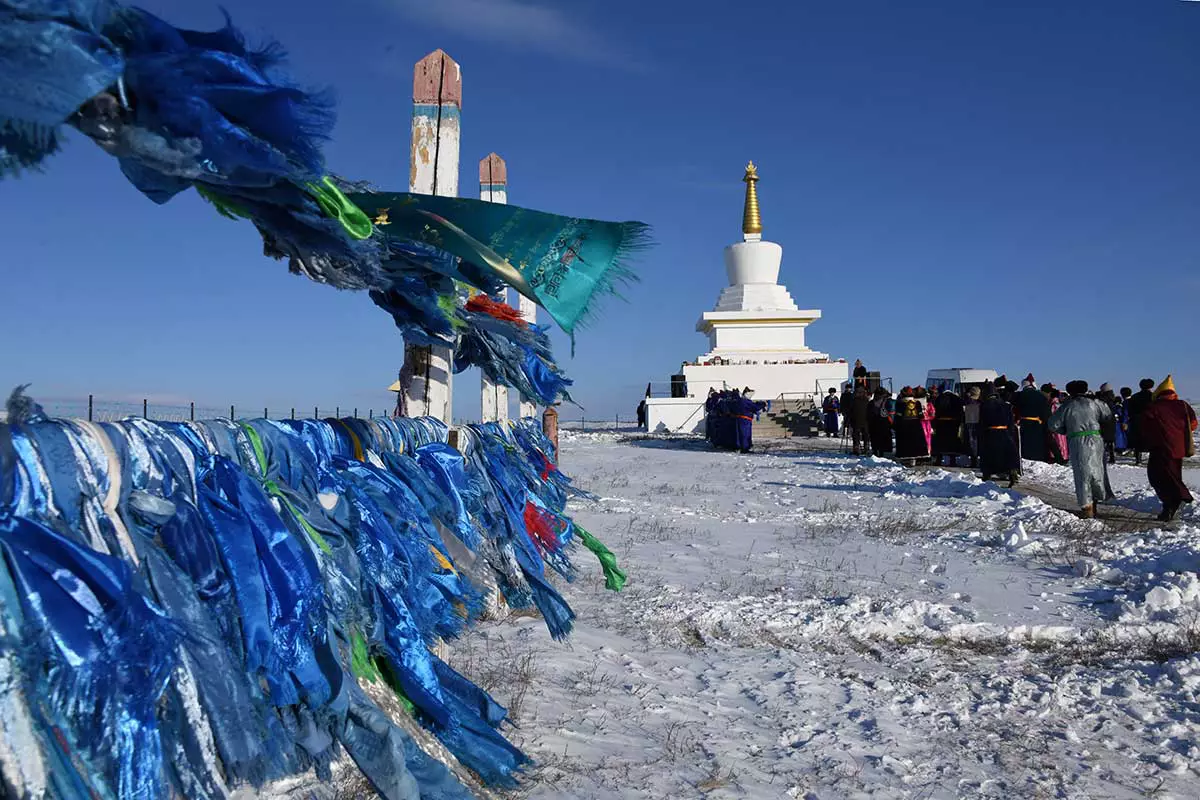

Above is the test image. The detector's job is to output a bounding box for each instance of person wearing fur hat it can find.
[868,388,894,457]
[931,385,965,467]
[1048,380,1115,519]
[1014,373,1051,462]
[978,381,1020,486]
[1127,378,1157,465]
[894,387,928,463]
[1139,375,1197,521]
[822,387,840,437]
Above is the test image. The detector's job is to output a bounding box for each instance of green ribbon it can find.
[240,423,333,555]
[350,629,382,683]
[305,176,373,240]
[1068,429,1102,439]
[349,629,417,715]
[197,177,373,242]
[195,184,251,220]
[576,525,626,592]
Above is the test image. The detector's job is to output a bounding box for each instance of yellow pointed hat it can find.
[1154,374,1176,397]
[388,379,403,392]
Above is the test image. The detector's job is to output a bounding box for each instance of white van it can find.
[925,368,999,396]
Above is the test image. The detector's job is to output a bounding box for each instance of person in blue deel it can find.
[733,387,768,453]
[822,388,840,438]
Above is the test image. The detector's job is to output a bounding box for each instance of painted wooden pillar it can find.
[479,153,510,423]
[402,49,461,424]
[518,296,537,418]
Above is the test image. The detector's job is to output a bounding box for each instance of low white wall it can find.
[682,362,849,403]
[643,397,706,434]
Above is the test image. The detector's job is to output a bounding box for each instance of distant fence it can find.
[557,416,642,433]
[0,398,653,434]
[0,396,388,424]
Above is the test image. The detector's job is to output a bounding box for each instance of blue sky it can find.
[4,0,1198,420]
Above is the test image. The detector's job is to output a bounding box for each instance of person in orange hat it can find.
[1140,375,1197,521]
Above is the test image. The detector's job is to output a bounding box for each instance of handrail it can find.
[670,381,737,433]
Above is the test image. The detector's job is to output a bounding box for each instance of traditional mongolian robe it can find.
[1127,388,1155,454]
[868,397,893,456]
[932,392,964,461]
[894,396,928,461]
[732,397,767,453]
[1014,387,1052,462]
[1048,397,1070,464]
[1140,396,1197,516]
[978,396,1020,480]
[1114,401,1129,451]
[822,394,840,436]
[920,399,935,454]
[1048,396,1114,510]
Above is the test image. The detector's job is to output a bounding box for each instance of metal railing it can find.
[558,415,644,433]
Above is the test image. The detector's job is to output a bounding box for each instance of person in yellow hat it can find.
[1140,375,1198,521]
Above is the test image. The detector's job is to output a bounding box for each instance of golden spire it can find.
[742,161,762,236]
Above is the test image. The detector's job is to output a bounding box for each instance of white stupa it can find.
[643,162,847,433]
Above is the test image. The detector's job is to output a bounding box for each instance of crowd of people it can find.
[705,387,769,453]
[829,372,1196,522]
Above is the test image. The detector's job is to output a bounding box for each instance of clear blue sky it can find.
[4,0,1198,420]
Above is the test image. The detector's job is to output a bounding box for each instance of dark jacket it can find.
[851,391,871,427]
[1127,389,1155,448]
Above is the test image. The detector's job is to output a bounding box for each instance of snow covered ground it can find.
[452,433,1200,800]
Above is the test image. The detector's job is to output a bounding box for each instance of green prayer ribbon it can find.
[1068,429,1102,439]
[305,176,373,240]
[349,630,417,716]
[195,184,251,220]
[575,525,626,592]
[350,629,382,683]
[239,423,334,555]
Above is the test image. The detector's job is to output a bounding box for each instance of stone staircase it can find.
[753,397,819,439]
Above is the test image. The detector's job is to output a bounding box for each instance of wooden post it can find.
[189,401,194,421]
[314,406,319,419]
[264,407,268,419]
[230,405,235,422]
[88,394,93,422]
[402,49,461,424]
[142,398,148,419]
[291,408,295,420]
[479,153,510,424]
[542,406,559,464]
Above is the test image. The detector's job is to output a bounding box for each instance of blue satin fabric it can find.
[0,0,123,174]
[0,409,596,796]
[0,512,180,800]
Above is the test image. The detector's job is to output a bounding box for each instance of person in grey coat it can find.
[1048,380,1115,519]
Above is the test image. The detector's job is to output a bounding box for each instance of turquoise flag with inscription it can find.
[349,192,650,336]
